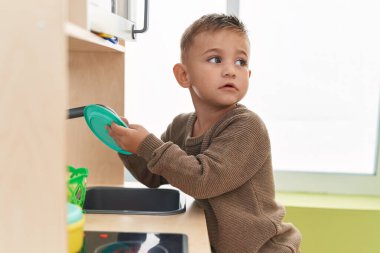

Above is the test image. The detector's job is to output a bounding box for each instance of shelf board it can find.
[66,22,125,53]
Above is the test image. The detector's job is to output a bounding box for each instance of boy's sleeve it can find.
[137,114,271,199]
[117,122,175,188]
[118,152,168,188]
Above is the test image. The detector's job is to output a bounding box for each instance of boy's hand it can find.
[106,117,150,154]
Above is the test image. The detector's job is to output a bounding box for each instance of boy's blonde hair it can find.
[180,13,248,62]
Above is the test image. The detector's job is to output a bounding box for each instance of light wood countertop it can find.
[84,182,211,253]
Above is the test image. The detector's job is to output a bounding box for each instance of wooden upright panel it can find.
[67,51,125,185]
[0,1,68,252]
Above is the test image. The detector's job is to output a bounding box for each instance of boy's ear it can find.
[173,63,190,88]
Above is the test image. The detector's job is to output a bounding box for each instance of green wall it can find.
[278,193,380,253]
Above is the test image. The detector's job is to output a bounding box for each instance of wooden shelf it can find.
[66,22,125,186]
[66,22,125,53]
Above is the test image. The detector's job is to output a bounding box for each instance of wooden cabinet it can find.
[1,1,127,252]
[66,23,125,186]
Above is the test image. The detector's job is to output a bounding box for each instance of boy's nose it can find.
[222,65,236,78]
[223,66,236,78]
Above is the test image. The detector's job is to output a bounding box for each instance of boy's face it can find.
[183,30,251,110]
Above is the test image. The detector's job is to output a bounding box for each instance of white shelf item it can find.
[65,22,125,52]
[88,1,135,41]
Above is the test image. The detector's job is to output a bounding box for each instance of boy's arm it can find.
[115,118,178,188]
[118,153,168,188]
[137,115,271,199]
[107,117,169,188]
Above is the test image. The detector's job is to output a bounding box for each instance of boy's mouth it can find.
[220,83,237,90]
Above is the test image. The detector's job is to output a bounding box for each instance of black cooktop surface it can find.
[81,231,188,253]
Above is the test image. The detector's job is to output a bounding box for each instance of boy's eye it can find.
[208,56,222,64]
[235,59,247,66]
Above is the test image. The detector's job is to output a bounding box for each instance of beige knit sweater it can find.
[119,104,301,253]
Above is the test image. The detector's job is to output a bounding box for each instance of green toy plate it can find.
[84,104,132,155]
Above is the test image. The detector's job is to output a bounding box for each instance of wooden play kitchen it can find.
[2,0,211,252]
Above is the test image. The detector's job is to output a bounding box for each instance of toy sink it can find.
[83,186,186,215]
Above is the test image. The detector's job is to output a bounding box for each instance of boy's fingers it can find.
[120,117,129,125]
[107,122,120,135]
[111,122,123,129]
[110,122,130,136]
[128,124,139,129]
[106,125,116,137]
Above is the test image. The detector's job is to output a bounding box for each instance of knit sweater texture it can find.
[119,104,301,253]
